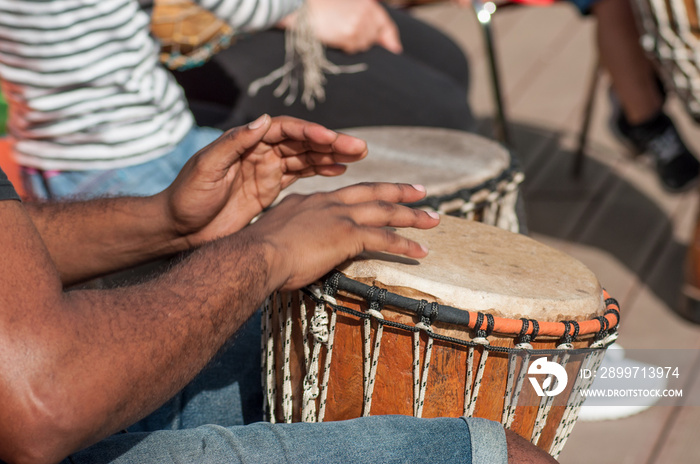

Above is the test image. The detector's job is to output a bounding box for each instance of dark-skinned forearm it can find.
[24,194,186,286]
[1,230,273,464]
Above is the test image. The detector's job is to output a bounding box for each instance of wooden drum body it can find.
[262,216,620,458]
[279,126,525,233]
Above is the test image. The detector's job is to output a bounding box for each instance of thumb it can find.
[375,16,402,54]
[200,114,272,173]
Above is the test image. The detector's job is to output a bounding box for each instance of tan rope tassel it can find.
[247,1,367,110]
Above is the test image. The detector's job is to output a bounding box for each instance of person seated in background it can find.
[161,0,475,132]
[575,0,700,191]
[0,0,288,200]
[0,115,556,464]
[184,0,695,192]
[0,0,474,202]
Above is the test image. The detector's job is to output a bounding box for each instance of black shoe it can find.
[616,111,700,192]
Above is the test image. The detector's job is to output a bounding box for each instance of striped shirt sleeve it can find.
[195,0,303,31]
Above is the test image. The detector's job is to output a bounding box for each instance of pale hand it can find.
[280,0,403,54]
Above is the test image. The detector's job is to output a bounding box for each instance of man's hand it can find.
[0,181,438,463]
[280,0,403,54]
[159,114,368,247]
[246,182,440,293]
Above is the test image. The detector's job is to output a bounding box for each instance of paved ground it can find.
[1,3,698,461]
[412,3,700,462]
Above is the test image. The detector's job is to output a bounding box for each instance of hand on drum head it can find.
[157,114,368,247]
[246,182,440,292]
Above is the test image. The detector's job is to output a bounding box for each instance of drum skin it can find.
[280,126,512,200]
[277,126,523,231]
[267,216,608,453]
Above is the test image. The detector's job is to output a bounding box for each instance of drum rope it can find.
[466,313,494,416]
[506,319,541,427]
[262,282,619,424]
[548,350,601,456]
[412,300,439,417]
[299,284,619,356]
[549,331,617,458]
[316,284,340,422]
[261,295,276,423]
[277,293,293,423]
[411,158,524,232]
[483,189,501,227]
[261,296,267,419]
[531,321,578,445]
[502,319,538,427]
[362,286,387,417]
[503,348,531,428]
[300,286,332,422]
[298,290,316,421]
[318,273,621,346]
[496,173,524,233]
[300,290,311,394]
[247,2,368,110]
[463,346,475,417]
[531,348,570,445]
[467,338,490,416]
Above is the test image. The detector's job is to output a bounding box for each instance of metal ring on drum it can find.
[277,126,525,233]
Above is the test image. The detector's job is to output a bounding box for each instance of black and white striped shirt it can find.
[0,0,300,171]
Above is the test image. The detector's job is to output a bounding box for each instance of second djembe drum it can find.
[278,126,524,233]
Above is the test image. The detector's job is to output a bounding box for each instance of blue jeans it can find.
[21,126,222,199]
[67,416,505,464]
[62,313,507,463]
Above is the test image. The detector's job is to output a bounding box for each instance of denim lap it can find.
[62,311,508,463]
[67,416,507,464]
[22,126,222,200]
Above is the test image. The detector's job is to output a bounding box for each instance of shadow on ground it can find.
[491,117,693,322]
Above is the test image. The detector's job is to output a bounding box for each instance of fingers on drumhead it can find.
[363,226,429,258]
[331,182,428,204]
[266,116,338,144]
[346,200,439,229]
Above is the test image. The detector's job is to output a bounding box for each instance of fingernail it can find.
[248,114,268,129]
[420,243,429,254]
[412,184,426,192]
[426,211,440,220]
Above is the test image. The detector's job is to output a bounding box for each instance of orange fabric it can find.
[0,138,23,197]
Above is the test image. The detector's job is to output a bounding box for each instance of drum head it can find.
[338,215,604,322]
[281,126,511,197]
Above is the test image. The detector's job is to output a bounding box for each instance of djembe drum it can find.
[279,126,525,233]
[631,0,700,120]
[261,215,620,458]
[150,0,234,70]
